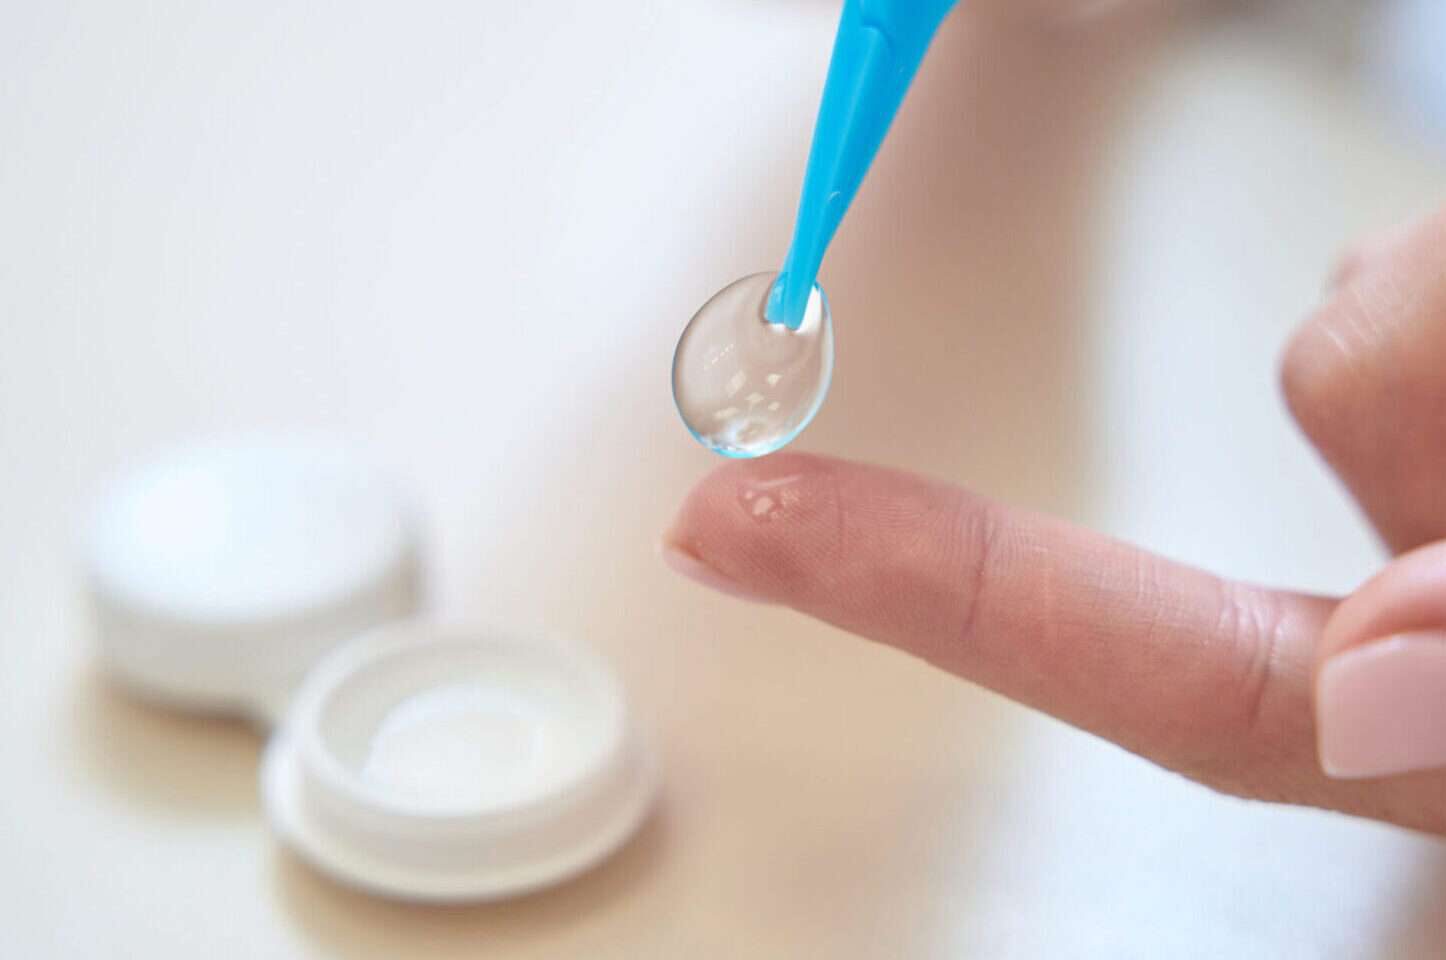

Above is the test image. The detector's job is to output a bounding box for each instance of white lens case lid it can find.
[261,622,657,902]
[82,435,422,722]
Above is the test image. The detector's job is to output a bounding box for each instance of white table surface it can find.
[4,2,1446,956]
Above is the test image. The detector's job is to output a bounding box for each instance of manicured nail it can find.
[659,543,773,605]
[1317,631,1446,778]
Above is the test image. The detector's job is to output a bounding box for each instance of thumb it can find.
[1317,541,1446,779]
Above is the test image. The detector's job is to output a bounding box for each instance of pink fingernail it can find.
[659,544,773,605]
[1317,632,1446,779]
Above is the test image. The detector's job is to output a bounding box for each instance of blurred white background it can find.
[3,1,1446,956]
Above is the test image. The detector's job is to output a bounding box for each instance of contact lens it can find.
[671,272,833,458]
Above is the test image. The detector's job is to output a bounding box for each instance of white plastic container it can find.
[81,436,656,901]
[84,436,423,721]
[263,623,656,901]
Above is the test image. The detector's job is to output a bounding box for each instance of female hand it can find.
[663,205,1446,835]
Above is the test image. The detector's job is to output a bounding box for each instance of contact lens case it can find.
[81,436,656,901]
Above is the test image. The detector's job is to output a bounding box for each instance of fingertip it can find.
[1280,214,1436,448]
[1323,222,1413,295]
[658,540,776,605]
[1278,295,1361,451]
[663,453,845,603]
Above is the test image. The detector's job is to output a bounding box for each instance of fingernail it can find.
[658,543,773,605]
[1317,631,1446,778]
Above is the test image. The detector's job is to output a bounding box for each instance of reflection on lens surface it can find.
[671,272,833,458]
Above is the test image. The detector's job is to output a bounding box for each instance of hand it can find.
[662,205,1446,835]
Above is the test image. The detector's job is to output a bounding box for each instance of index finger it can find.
[664,453,1330,795]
